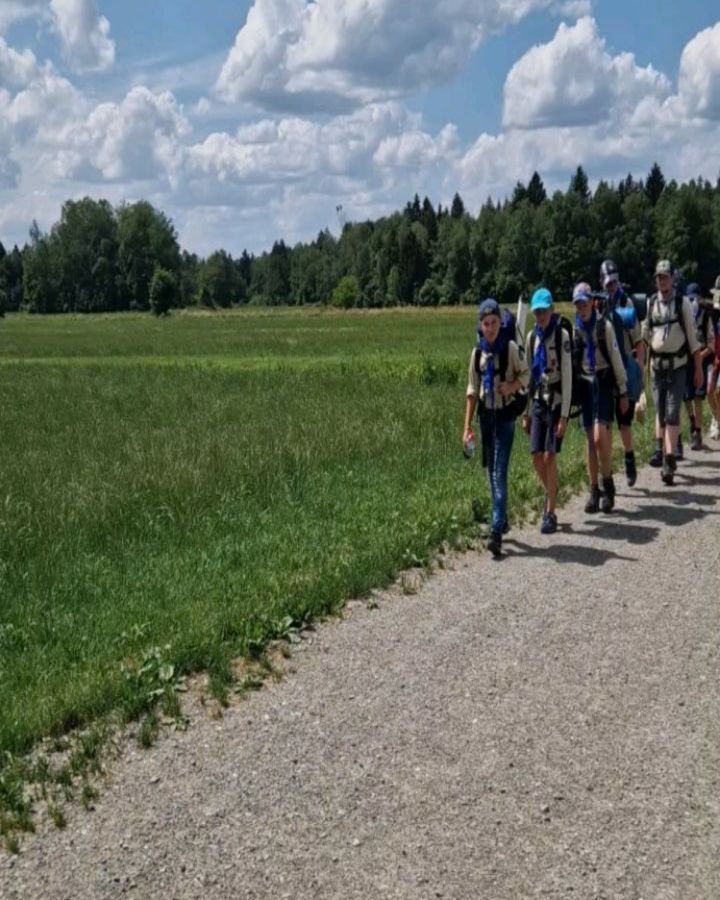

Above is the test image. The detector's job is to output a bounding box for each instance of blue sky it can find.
[1,1,720,257]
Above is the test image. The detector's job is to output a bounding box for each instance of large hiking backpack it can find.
[527,314,583,416]
[646,290,691,367]
[474,306,528,420]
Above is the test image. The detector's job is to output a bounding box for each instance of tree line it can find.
[2,164,720,315]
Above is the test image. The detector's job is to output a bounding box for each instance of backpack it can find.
[646,290,691,365]
[527,314,583,417]
[594,307,643,402]
[474,307,528,420]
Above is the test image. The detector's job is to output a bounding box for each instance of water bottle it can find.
[463,430,475,459]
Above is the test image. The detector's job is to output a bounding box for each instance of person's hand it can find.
[522,414,530,435]
[463,427,473,445]
[695,364,704,391]
[556,417,567,439]
[498,380,516,397]
[619,395,629,416]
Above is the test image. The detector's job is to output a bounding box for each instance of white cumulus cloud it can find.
[48,86,190,183]
[678,22,720,120]
[215,0,563,112]
[49,0,115,72]
[503,16,671,129]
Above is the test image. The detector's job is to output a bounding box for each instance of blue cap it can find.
[478,298,500,319]
[686,282,701,297]
[530,288,553,311]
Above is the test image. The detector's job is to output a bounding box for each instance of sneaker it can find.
[691,429,703,451]
[540,512,558,535]
[649,448,663,468]
[710,418,720,441]
[624,452,637,487]
[487,531,503,557]
[584,486,601,514]
[600,476,615,513]
[676,438,684,461]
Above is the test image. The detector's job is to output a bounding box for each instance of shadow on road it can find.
[503,539,637,567]
[573,521,661,545]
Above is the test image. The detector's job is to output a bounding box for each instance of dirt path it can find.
[3,453,720,900]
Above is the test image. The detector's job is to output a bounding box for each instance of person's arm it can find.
[464,349,479,443]
[558,328,572,424]
[681,298,704,388]
[606,321,628,397]
[702,315,714,360]
[682,297,701,356]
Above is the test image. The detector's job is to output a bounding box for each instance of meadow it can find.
[0,307,654,764]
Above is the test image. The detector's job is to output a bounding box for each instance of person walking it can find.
[598,260,645,486]
[573,282,629,513]
[464,299,530,557]
[683,282,715,450]
[523,288,572,535]
[643,260,704,485]
[708,277,720,440]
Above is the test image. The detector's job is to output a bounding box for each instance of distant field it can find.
[0,307,647,757]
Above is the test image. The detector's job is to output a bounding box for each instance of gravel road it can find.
[2,453,719,900]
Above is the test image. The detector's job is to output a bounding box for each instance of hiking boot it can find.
[584,486,601,514]
[487,531,503,557]
[624,451,637,487]
[661,454,676,486]
[540,512,558,535]
[600,476,616,513]
[691,429,703,451]
[649,448,663,467]
[675,437,684,461]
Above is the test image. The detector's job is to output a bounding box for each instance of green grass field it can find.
[0,307,654,763]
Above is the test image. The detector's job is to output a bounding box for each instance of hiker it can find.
[683,283,715,450]
[598,260,645,486]
[708,277,720,440]
[572,282,629,513]
[642,260,703,485]
[522,287,572,535]
[464,299,530,557]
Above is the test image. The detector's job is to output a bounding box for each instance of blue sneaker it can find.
[540,512,558,535]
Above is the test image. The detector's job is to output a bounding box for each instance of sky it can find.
[1,0,719,257]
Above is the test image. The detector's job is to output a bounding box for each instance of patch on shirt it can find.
[563,340,571,353]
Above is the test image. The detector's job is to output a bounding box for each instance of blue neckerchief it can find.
[532,315,557,385]
[479,333,507,408]
[576,310,597,373]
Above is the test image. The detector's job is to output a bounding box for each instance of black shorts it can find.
[529,400,563,455]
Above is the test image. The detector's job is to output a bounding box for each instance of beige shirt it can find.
[575,317,628,394]
[642,293,700,369]
[466,340,530,411]
[529,326,573,419]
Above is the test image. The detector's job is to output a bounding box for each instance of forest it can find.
[2,163,720,315]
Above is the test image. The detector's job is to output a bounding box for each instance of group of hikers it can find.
[463,259,720,557]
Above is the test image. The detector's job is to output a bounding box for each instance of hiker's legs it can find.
[593,423,613,478]
[532,452,547,491]
[544,452,558,513]
[489,418,515,534]
[663,366,686,455]
[585,430,598,485]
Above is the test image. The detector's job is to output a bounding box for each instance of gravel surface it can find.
[2,453,720,900]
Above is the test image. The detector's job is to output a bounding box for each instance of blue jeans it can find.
[480,413,516,534]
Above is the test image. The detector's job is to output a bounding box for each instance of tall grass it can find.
[0,308,654,758]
